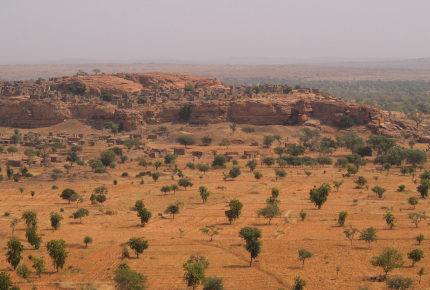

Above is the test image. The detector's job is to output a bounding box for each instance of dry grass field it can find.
[1,121,430,289]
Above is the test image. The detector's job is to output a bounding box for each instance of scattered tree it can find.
[309,183,331,209]
[409,211,427,228]
[298,249,313,268]
[71,208,89,223]
[239,227,262,266]
[384,212,397,229]
[128,237,149,258]
[200,225,223,241]
[337,211,348,227]
[6,239,23,269]
[50,212,63,230]
[407,249,424,267]
[225,199,243,224]
[371,247,404,278]
[45,239,68,272]
[360,227,379,249]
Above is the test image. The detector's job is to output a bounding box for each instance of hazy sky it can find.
[1,0,429,64]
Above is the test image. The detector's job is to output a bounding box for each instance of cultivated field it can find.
[1,122,430,289]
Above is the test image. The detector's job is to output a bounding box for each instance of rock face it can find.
[184,98,382,126]
[0,100,143,130]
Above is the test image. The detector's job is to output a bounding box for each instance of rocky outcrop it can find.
[0,100,143,129]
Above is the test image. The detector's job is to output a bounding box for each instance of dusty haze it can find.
[0,0,429,65]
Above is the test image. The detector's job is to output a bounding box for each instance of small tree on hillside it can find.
[50,212,63,230]
[201,136,212,146]
[337,211,348,227]
[384,212,397,229]
[6,238,23,269]
[128,237,149,258]
[225,199,243,224]
[45,239,68,272]
[257,204,282,225]
[84,236,93,248]
[176,135,195,148]
[344,225,359,246]
[371,247,404,278]
[409,211,427,228]
[298,249,313,268]
[408,196,419,209]
[178,178,193,190]
[407,249,424,267]
[164,201,183,219]
[372,186,387,199]
[200,225,223,241]
[239,227,262,266]
[360,227,379,249]
[71,208,89,223]
[309,183,331,209]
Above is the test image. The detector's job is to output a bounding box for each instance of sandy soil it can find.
[0,122,429,289]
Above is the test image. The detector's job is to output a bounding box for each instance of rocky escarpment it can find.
[0,100,142,131]
[157,98,382,126]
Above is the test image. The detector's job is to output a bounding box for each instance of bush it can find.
[94,168,107,173]
[121,172,129,177]
[186,162,196,169]
[137,97,147,104]
[184,85,195,91]
[113,179,118,185]
[242,126,255,133]
[340,115,355,128]
[398,185,405,192]
[4,212,10,216]
[100,90,113,102]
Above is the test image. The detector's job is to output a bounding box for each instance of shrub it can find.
[113,179,118,185]
[340,115,355,128]
[242,126,255,133]
[121,172,129,177]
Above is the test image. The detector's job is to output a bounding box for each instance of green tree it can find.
[333,180,344,192]
[263,135,275,147]
[25,225,42,249]
[100,150,116,168]
[197,163,210,175]
[6,166,14,179]
[228,166,241,180]
[161,185,171,195]
[405,149,427,168]
[92,68,101,74]
[418,267,425,284]
[416,234,424,245]
[83,236,93,248]
[287,144,306,156]
[152,172,160,182]
[384,212,397,229]
[133,200,152,226]
[408,196,419,209]
[199,186,211,203]
[164,201,183,219]
[60,188,78,204]
[257,204,282,225]
[154,160,163,169]
[6,239,23,269]
[292,276,307,290]
[344,225,359,246]
[229,122,236,133]
[253,171,263,181]
[340,115,355,128]
[274,146,285,157]
[262,157,276,167]
[212,155,228,167]
[371,247,404,278]
[0,272,14,290]
[45,239,68,272]
[178,178,193,190]
[246,159,258,171]
[366,135,397,155]
[225,199,243,224]
[176,135,196,148]
[16,264,31,280]
[183,261,205,290]
[114,263,148,290]
[372,185,387,199]
[239,227,262,266]
[128,237,149,258]
[21,210,37,226]
[200,225,223,241]
[407,249,424,267]
[298,249,313,268]
[417,179,430,198]
[360,227,379,249]
[337,211,348,227]
[50,212,63,230]
[7,146,18,156]
[354,176,368,188]
[31,257,46,277]
[201,136,212,146]
[409,211,427,228]
[309,183,331,209]
[71,208,89,223]
[219,138,231,149]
